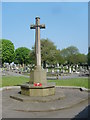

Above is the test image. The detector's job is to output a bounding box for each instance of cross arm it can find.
[39,24,45,29]
[30,24,36,29]
[30,24,45,29]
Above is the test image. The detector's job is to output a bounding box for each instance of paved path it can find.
[47,74,88,80]
[1,87,89,118]
[2,71,29,77]
[2,71,88,80]
[2,100,89,119]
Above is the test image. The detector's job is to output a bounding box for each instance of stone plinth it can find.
[21,83,55,97]
[10,89,65,102]
[30,66,47,85]
[21,66,55,97]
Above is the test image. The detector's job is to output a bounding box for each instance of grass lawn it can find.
[1,76,89,89]
[48,78,89,89]
[1,76,29,87]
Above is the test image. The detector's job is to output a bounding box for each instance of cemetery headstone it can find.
[69,67,72,74]
[57,69,59,73]
[52,69,54,73]
[57,63,59,68]
[46,68,48,72]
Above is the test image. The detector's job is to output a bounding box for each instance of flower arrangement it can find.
[34,82,42,86]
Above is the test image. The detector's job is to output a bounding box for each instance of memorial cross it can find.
[30,17,45,67]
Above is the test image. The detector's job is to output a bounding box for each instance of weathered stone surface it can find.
[20,17,55,97]
[10,89,65,102]
[30,66,47,85]
[21,83,55,96]
[30,17,45,67]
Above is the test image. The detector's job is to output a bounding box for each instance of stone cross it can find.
[30,17,45,67]
[20,17,55,96]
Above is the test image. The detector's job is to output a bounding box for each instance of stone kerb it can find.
[0,86,89,92]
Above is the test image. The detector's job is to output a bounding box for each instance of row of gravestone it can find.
[1,62,89,76]
[2,62,31,73]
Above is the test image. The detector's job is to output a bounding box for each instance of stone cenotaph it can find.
[21,17,55,96]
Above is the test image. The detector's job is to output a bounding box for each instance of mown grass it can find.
[0,76,89,89]
[48,78,89,89]
[1,76,29,87]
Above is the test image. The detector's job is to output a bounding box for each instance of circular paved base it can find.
[2,87,89,112]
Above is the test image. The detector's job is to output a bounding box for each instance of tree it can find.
[41,39,65,67]
[29,47,36,64]
[60,46,79,64]
[77,54,87,65]
[88,53,90,66]
[30,39,63,68]
[15,47,31,65]
[67,53,87,65]
[1,39,15,64]
[66,46,79,55]
[41,39,57,66]
[60,46,79,58]
[88,46,90,66]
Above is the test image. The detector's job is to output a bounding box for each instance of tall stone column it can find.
[35,17,41,67]
[30,17,47,85]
